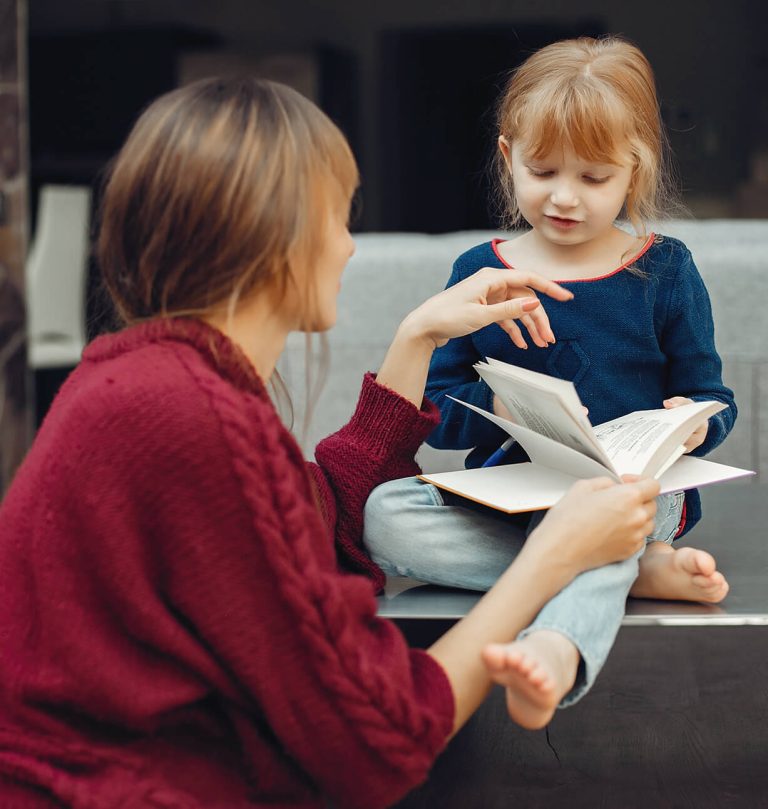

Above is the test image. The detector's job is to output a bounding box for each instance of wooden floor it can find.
[394,624,768,808]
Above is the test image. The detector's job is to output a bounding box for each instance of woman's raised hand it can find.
[378,267,572,407]
[400,267,573,350]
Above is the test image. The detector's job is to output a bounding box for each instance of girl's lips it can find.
[546,215,581,229]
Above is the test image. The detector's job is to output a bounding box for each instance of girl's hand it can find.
[400,267,572,350]
[664,396,708,452]
[527,476,660,575]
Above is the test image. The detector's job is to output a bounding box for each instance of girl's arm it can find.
[660,246,737,456]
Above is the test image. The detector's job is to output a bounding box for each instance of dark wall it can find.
[378,21,605,231]
[28,0,768,230]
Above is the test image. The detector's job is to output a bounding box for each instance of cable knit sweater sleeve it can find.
[307,373,441,591]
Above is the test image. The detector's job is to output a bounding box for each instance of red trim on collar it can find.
[491,233,656,283]
[673,497,687,540]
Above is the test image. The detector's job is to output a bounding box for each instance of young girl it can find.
[0,77,662,807]
[364,37,737,731]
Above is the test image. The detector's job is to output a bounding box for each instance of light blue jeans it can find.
[363,477,684,707]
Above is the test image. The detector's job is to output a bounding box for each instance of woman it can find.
[0,77,659,808]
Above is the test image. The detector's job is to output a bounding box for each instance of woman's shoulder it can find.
[61,320,275,458]
[83,318,263,391]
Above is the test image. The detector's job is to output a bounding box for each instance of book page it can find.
[473,358,727,479]
[418,456,754,514]
[474,363,607,465]
[419,463,582,513]
[447,398,619,480]
[653,444,687,479]
[655,455,755,492]
[485,357,588,423]
[593,401,726,477]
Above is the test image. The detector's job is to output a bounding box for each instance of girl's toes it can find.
[693,550,716,577]
[482,644,508,671]
[696,572,725,591]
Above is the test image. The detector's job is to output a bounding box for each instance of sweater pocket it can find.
[545,339,591,386]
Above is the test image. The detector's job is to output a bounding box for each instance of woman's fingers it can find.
[484,297,550,344]
[528,304,556,342]
[404,267,573,346]
[475,269,562,345]
[520,311,554,347]
[483,296,539,322]
[529,474,665,576]
[518,315,542,346]
[577,476,618,492]
[468,267,572,306]
[497,319,528,349]
[487,268,573,302]
[624,476,662,502]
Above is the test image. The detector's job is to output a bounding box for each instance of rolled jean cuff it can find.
[515,623,601,708]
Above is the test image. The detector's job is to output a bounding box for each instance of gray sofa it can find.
[282,220,767,481]
[280,222,768,808]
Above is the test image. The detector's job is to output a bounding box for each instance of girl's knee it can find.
[366,477,438,517]
[363,477,437,553]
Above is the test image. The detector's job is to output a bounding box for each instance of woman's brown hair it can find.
[97,76,359,325]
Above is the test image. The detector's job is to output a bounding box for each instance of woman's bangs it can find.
[333,137,360,201]
[312,118,359,213]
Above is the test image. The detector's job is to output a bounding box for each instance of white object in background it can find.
[26,185,92,369]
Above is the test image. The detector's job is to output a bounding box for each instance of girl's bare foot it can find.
[630,542,729,603]
[482,630,579,730]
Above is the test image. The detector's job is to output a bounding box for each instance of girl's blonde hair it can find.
[97,76,359,326]
[493,36,678,233]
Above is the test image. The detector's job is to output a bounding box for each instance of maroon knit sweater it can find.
[0,318,454,808]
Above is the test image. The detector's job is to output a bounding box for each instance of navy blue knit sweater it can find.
[425,234,737,536]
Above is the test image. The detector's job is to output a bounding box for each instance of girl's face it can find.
[503,139,634,247]
[297,194,355,333]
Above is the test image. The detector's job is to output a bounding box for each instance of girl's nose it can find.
[550,182,579,208]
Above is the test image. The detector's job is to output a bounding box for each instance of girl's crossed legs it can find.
[363,477,728,728]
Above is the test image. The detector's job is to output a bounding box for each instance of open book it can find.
[419,358,753,513]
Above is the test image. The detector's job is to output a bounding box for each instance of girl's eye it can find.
[583,175,610,184]
[529,169,554,178]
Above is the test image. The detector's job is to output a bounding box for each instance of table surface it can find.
[377,481,768,626]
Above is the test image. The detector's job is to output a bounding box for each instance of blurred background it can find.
[1,0,767,487]
[26,0,768,231]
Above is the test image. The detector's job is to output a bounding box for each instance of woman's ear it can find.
[498,136,512,170]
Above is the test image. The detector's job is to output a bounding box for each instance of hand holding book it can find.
[420,359,753,513]
[663,396,708,452]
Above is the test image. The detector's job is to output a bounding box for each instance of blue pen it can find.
[482,436,516,467]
